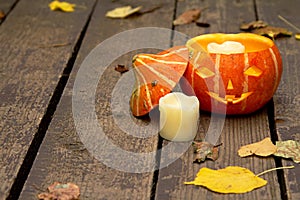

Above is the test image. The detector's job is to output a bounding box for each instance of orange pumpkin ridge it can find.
[130,46,189,117]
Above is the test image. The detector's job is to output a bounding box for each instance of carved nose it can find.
[227,79,234,90]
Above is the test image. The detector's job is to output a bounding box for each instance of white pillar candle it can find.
[159,92,199,141]
[207,41,245,54]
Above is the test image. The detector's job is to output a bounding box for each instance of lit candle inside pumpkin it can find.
[159,92,199,141]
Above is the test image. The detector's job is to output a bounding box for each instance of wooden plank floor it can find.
[0,0,96,199]
[19,0,175,199]
[256,0,300,199]
[155,0,281,200]
[0,0,298,199]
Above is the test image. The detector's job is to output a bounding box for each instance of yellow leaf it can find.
[49,1,75,12]
[105,6,141,18]
[295,33,300,40]
[184,166,267,193]
[238,137,277,157]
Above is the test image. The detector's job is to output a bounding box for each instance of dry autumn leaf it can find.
[241,17,293,39]
[115,64,129,74]
[173,8,201,25]
[252,26,292,39]
[184,166,267,193]
[274,140,300,163]
[49,1,76,12]
[240,20,268,31]
[192,141,220,163]
[238,137,277,157]
[38,182,80,200]
[105,6,141,18]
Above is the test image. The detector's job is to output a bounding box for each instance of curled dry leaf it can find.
[184,166,267,193]
[49,1,76,12]
[115,64,129,74]
[252,26,292,39]
[105,6,141,18]
[274,140,300,163]
[240,19,293,39]
[238,137,277,157]
[192,141,220,163]
[240,20,268,31]
[173,8,201,25]
[38,182,80,200]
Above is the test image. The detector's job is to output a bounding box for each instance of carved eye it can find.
[244,66,263,77]
[195,67,215,78]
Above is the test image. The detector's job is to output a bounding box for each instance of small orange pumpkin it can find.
[130,46,189,117]
[185,33,282,114]
[130,83,171,117]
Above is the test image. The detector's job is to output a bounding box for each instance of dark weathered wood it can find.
[20,0,176,199]
[155,0,281,199]
[0,0,96,199]
[0,0,18,23]
[256,0,300,199]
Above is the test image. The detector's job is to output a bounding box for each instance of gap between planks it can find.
[0,0,20,25]
[267,99,288,200]
[6,1,98,199]
[150,0,180,198]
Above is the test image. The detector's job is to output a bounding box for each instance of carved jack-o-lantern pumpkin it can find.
[184,33,282,114]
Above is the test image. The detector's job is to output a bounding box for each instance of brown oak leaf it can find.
[173,8,201,25]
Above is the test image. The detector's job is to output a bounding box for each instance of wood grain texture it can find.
[0,0,18,24]
[256,0,300,199]
[155,0,281,199]
[0,0,96,198]
[20,0,176,199]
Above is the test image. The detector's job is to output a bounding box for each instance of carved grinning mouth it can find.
[206,91,253,105]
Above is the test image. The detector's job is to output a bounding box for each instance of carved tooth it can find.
[206,91,227,104]
[206,91,253,105]
[232,92,253,104]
